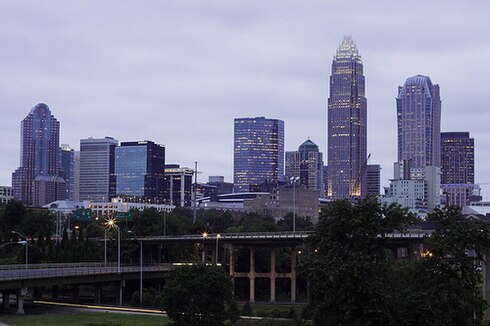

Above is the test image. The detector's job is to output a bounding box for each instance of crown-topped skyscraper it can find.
[327,35,367,199]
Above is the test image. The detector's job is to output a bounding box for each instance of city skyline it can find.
[1,2,489,198]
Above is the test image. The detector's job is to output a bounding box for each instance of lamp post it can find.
[290,176,300,233]
[202,232,208,263]
[215,234,221,265]
[11,231,28,268]
[105,218,120,273]
[128,230,143,306]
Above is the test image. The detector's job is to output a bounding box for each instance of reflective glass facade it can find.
[397,75,441,168]
[234,117,284,193]
[12,103,61,205]
[327,35,367,199]
[115,141,165,202]
[440,132,474,184]
[61,144,75,200]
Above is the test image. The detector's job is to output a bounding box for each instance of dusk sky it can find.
[1,1,489,198]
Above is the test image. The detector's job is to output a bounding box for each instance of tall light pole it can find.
[290,176,300,233]
[11,231,28,268]
[105,218,120,273]
[215,234,221,265]
[128,230,143,306]
[202,232,208,263]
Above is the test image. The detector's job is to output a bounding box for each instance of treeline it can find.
[0,200,313,265]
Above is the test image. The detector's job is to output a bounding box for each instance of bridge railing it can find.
[0,263,174,281]
[0,262,117,271]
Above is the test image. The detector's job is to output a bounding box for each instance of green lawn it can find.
[0,311,171,326]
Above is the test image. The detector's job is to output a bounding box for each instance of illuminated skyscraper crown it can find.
[334,34,362,63]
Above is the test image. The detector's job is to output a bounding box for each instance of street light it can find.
[128,230,143,306]
[215,234,221,265]
[11,231,28,269]
[104,217,120,273]
[290,176,300,233]
[202,232,208,263]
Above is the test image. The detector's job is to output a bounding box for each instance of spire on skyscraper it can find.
[335,34,362,62]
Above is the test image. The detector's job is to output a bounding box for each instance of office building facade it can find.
[327,35,367,199]
[285,138,324,194]
[12,103,61,206]
[60,144,75,200]
[164,164,193,207]
[397,75,441,168]
[234,117,284,192]
[440,132,474,184]
[79,137,118,201]
[115,141,165,202]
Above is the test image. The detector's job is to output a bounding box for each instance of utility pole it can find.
[193,161,198,224]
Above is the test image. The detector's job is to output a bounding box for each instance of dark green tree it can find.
[161,264,239,326]
[303,198,415,326]
[397,206,490,326]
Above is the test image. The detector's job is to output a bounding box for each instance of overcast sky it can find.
[1,1,489,198]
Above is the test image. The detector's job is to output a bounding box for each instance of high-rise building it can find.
[440,132,477,207]
[285,138,324,194]
[397,75,441,168]
[73,151,80,201]
[60,144,75,200]
[79,137,118,201]
[12,103,61,205]
[440,132,474,184]
[327,35,367,199]
[164,164,193,207]
[115,141,165,202]
[366,164,381,196]
[233,117,284,193]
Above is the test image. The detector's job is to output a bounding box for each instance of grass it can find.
[0,311,171,326]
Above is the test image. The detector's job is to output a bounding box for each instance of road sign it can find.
[76,208,92,220]
[116,212,132,219]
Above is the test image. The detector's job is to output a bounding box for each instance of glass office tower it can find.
[12,103,61,205]
[79,137,118,201]
[115,141,165,202]
[234,117,284,193]
[440,132,474,184]
[397,75,441,168]
[327,35,367,199]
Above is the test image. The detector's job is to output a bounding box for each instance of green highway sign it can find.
[76,208,92,220]
[116,212,132,219]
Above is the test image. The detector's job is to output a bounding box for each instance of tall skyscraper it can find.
[327,35,367,199]
[60,144,75,200]
[115,141,165,202]
[440,132,474,184]
[397,75,441,168]
[79,137,118,201]
[285,138,324,194]
[12,103,61,205]
[234,117,284,193]
[440,132,477,207]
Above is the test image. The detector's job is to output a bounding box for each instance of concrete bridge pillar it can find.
[2,291,10,308]
[249,248,255,303]
[291,248,297,303]
[16,288,26,315]
[118,280,125,306]
[228,244,235,277]
[270,249,276,303]
[94,285,102,304]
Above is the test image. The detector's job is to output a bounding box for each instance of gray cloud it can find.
[1,1,489,197]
